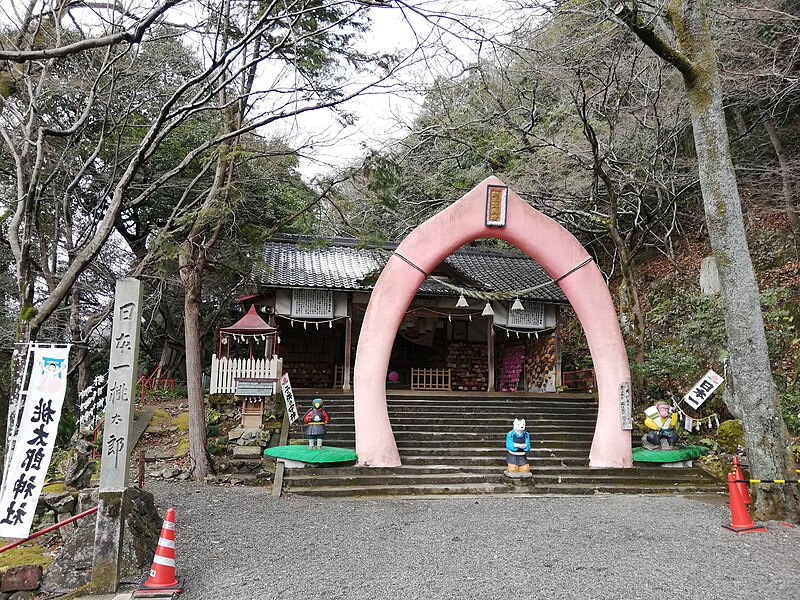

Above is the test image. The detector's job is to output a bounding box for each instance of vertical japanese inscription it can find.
[98,281,143,491]
[0,346,70,538]
[485,185,508,227]
[619,381,633,430]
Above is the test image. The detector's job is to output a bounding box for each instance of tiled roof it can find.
[445,249,566,302]
[260,241,382,291]
[257,237,567,303]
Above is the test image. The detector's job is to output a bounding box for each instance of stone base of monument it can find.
[39,487,162,598]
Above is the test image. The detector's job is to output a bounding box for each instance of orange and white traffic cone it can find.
[722,473,765,533]
[134,507,185,596]
[732,456,751,505]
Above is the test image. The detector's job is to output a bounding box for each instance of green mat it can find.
[632,445,708,463]
[263,445,357,464]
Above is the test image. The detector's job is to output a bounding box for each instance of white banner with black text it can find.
[0,345,70,538]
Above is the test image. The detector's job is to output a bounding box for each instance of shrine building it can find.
[218,235,573,393]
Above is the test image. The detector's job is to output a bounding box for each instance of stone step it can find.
[285,480,721,498]
[280,391,716,498]
[304,413,598,422]
[308,421,598,431]
[314,413,598,424]
[399,458,592,468]
[310,441,593,452]
[285,468,713,489]
[529,483,722,495]
[286,481,516,497]
[287,463,715,479]
[210,471,272,486]
[297,432,595,443]
[286,471,501,488]
[312,402,599,412]
[298,397,593,405]
[295,393,593,402]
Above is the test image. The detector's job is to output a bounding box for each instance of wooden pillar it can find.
[343,297,352,390]
[487,317,495,392]
[268,310,277,357]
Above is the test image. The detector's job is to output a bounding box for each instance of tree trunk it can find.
[673,1,799,520]
[764,121,800,242]
[613,239,646,367]
[69,282,93,394]
[179,255,213,481]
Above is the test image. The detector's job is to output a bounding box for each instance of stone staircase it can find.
[281,393,722,498]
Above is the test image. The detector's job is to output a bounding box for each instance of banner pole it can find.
[2,343,35,491]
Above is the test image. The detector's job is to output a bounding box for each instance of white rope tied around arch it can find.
[390,251,594,301]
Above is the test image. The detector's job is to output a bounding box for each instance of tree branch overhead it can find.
[612,2,696,80]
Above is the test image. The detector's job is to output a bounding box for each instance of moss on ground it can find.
[173,412,189,432]
[42,481,65,493]
[0,540,53,573]
[175,437,190,457]
[150,408,172,427]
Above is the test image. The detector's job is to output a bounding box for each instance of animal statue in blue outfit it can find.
[504,418,532,478]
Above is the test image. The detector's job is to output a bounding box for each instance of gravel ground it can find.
[145,481,800,600]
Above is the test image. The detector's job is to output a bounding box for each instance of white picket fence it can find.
[209,354,283,394]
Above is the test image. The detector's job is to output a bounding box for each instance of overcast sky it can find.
[285,1,524,181]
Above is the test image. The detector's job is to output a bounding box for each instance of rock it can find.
[38,509,94,596]
[8,592,36,600]
[1,566,43,592]
[177,472,191,481]
[699,256,721,295]
[161,467,180,479]
[122,488,163,579]
[204,474,219,483]
[228,428,244,442]
[40,488,161,597]
[63,438,95,491]
[38,491,80,540]
[236,429,259,446]
[232,446,262,458]
[40,492,76,515]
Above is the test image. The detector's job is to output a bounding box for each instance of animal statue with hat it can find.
[642,401,680,450]
[303,398,330,449]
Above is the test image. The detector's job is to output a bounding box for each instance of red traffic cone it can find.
[722,473,765,533]
[135,507,185,596]
[731,456,751,505]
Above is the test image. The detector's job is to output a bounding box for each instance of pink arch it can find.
[353,176,633,469]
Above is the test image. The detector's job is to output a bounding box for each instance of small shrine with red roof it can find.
[211,304,282,430]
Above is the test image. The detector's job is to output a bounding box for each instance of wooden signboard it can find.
[234,379,275,397]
